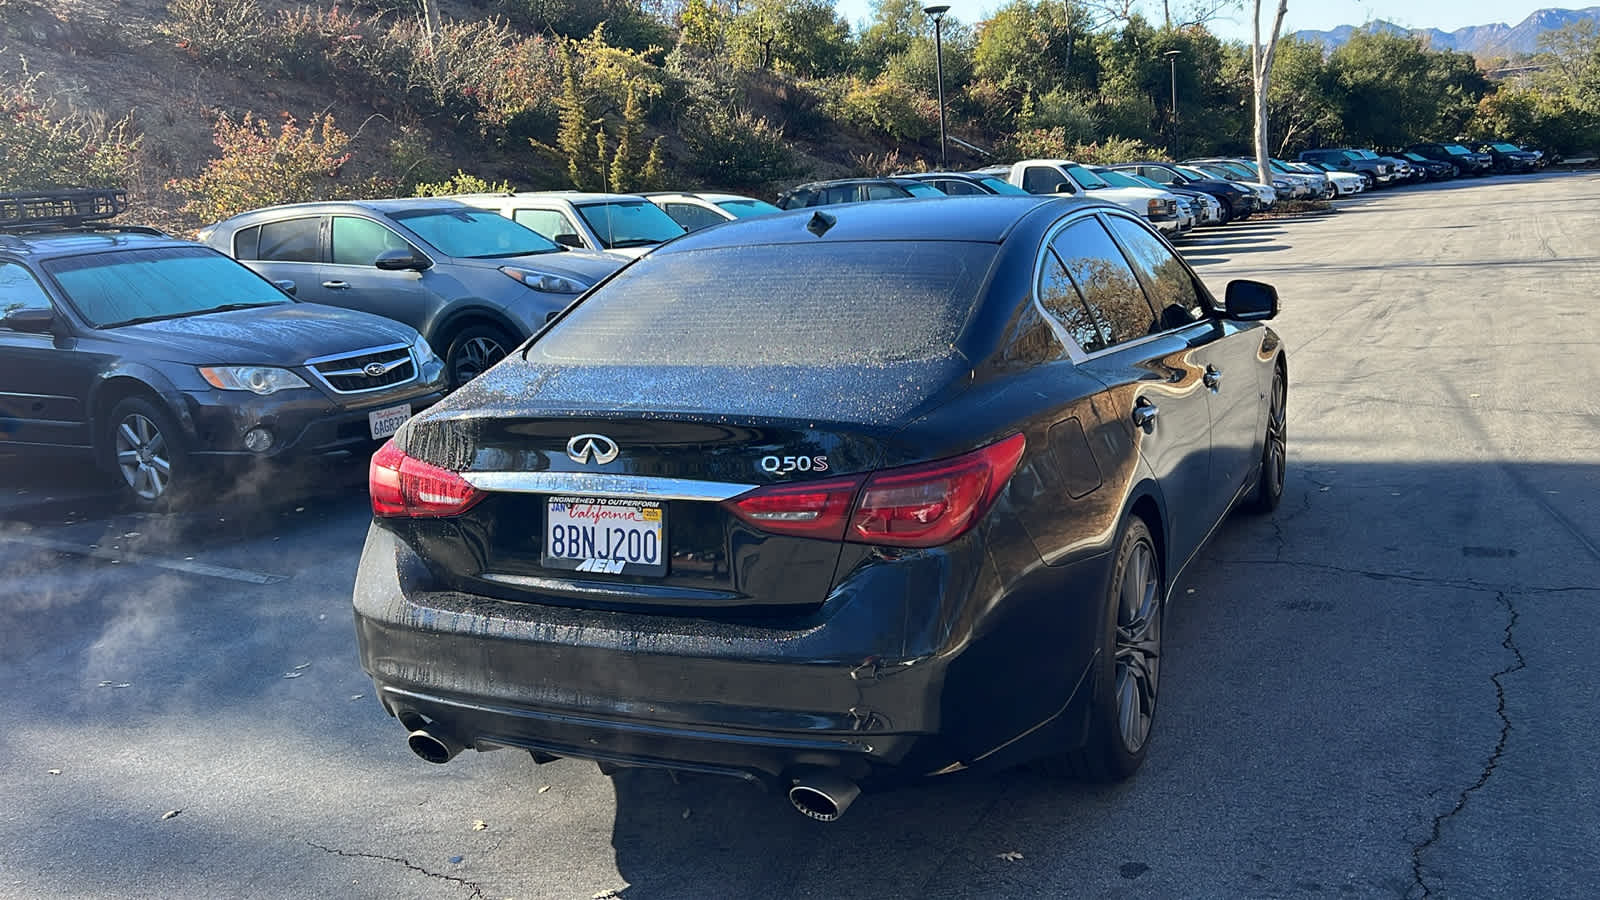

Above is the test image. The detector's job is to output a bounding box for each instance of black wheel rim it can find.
[115,413,171,501]
[451,336,506,385]
[1265,371,1287,497]
[1114,538,1161,753]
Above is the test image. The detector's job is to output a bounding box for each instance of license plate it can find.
[542,496,666,577]
[367,404,411,440]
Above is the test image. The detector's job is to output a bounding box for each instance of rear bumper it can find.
[352,521,1108,785]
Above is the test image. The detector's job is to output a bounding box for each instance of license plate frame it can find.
[367,404,412,440]
[542,496,667,577]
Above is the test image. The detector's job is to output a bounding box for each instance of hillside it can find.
[1294,6,1600,56]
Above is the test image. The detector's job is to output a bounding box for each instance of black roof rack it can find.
[0,188,129,231]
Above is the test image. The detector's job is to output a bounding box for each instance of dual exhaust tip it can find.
[405,726,860,822]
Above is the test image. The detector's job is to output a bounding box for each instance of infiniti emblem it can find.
[566,433,619,465]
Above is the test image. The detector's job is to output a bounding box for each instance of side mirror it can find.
[374,248,432,271]
[1225,280,1279,321]
[273,279,297,296]
[1053,182,1075,195]
[1,306,56,334]
[553,233,584,249]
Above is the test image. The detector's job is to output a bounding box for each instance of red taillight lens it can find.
[725,434,1026,549]
[725,474,865,541]
[850,433,1026,548]
[369,439,484,518]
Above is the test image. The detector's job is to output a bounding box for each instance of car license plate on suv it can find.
[543,497,666,577]
[368,404,411,440]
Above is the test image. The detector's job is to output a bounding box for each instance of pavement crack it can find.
[1408,591,1526,899]
[306,840,486,899]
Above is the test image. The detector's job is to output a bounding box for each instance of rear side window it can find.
[1037,250,1109,352]
[254,217,321,262]
[821,186,859,205]
[662,203,726,232]
[935,179,981,196]
[1050,219,1157,347]
[531,241,998,367]
[1104,216,1204,327]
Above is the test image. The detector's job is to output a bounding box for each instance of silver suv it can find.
[202,199,626,387]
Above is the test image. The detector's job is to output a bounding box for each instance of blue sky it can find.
[832,1,1577,43]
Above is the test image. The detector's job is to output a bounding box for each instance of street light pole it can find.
[924,4,951,168]
[1164,49,1181,158]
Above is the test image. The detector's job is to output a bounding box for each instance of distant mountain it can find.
[1293,6,1600,57]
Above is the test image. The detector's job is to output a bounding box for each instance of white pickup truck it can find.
[976,159,1184,235]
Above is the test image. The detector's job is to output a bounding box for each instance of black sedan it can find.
[1,190,447,508]
[1475,141,1541,173]
[352,196,1287,820]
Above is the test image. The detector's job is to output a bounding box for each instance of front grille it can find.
[308,343,417,394]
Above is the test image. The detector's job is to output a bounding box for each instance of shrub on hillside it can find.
[1009,128,1155,165]
[832,76,938,142]
[412,171,515,196]
[681,106,798,190]
[0,74,139,191]
[161,0,270,68]
[169,113,352,223]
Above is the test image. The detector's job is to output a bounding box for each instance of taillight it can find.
[369,440,484,518]
[724,434,1026,549]
[850,433,1026,548]
[725,474,865,541]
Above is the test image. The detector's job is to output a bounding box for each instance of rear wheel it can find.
[1041,516,1162,782]
[445,323,515,389]
[1244,364,1287,514]
[106,396,189,510]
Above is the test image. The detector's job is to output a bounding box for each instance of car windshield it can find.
[42,245,290,328]
[1095,169,1146,189]
[1402,153,1426,161]
[899,181,946,198]
[1129,174,1168,190]
[1066,165,1109,189]
[714,198,782,218]
[975,175,1029,195]
[1354,150,1379,159]
[393,207,560,258]
[1175,166,1212,180]
[575,201,686,249]
[529,241,997,367]
[1492,143,1521,152]
[1443,144,1473,155]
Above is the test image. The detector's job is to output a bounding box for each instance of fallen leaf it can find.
[1319,486,1330,492]
[161,809,182,820]
[349,694,364,701]
[293,662,311,670]
[47,769,61,776]
[538,784,551,794]
[681,808,691,820]
[123,532,141,538]
[448,855,464,864]
[98,680,115,687]
[1185,588,1195,594]
[295,507,306,513]
[592,891,621,900]
[112,683,132,689]
[471,820,488,831]
[997,850,1024,862]
[282,672,303,679]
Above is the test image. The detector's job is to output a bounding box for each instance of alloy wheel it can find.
[452,335,506,385]
[1265,370,1287,497]
[1113,538,1161,753]
[115,413,171,501]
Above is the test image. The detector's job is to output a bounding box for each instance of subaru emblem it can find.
[566,433,619,465]
[364,361,389,377]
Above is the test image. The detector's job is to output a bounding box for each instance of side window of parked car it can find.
[1138,167,1175,185]
[662,203,726,232]
[822,186,859,205]
[514,209,581,246]
[331,217,414,266]
[248,217,322,263]
[1037,249,1109,353]
[1104,216,1205,328]
[935,180,980,196]
[1023,166,1064,194]
[1050,218,1159,347]
[864,184,905,201]
[0,261,54,319]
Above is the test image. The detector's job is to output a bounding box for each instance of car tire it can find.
[1243,363,1287,514]
[1040,515,1163,783]
[105,395,189,511]
[445,323,516,389]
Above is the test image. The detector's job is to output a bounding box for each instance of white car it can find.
[643,192,783,232]
[977,159,1187,235]
[452,192,686,258]
[1186,163,1278,207]
[1289,161,1364,195]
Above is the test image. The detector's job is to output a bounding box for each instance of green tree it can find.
[728,0,854,78]
[555,52,598,190]
[1268,37,1343,153]
[1331,29,1489,146]
[608,86,645,191]
[0,73,139,191]
[972,0,1097,120]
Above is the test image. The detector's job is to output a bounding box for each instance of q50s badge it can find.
[761,455,829,476]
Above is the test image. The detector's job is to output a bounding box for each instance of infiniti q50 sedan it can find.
[352,195,1288,821]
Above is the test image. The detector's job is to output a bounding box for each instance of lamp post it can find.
[924,4,951,168]
[1164,49,1181,157]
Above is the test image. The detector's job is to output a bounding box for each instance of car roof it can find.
[459,191,650,204]
[656,195,1099,254]
[0,229,192,259]
[642,191,758,204]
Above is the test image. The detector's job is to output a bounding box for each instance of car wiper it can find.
[208,302,284,313]
[101,302,283,328]
[102,313,184,328]
[607,238,663,248]
[469,250,556,259]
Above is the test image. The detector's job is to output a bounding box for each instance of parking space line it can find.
[0,533,289,584]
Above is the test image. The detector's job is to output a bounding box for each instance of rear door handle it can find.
[1132,401,1159,431]
[321,280,351,290]
[1203,365,1222,390]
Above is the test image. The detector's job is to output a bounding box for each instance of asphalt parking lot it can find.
[3,171,1598,899]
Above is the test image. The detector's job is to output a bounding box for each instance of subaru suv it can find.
[1,190,445,508]
[202,199,625,388]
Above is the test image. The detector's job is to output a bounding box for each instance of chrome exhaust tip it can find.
[787,772,860,822]
[406,727,464,764]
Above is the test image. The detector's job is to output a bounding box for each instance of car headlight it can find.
[409,333,438,366]
[500,266,588,294]
[198,366,310,395]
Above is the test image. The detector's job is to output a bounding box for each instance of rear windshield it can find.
[976,176,1029,195]
[715,198,781,218]
[43,246,290,327]
[529,241,997,366]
